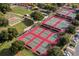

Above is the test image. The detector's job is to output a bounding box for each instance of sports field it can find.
[18,26,59,55]
[57,8,76,19]
[42,16,69,31]
[5,12,22,26]
[12,6,32,15]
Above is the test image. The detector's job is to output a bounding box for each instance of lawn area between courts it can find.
[15,49,35,56]
[13,22,26,34]
[12,6,32,15]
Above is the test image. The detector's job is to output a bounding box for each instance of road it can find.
[74,27,79,56]
[74,42,79,56]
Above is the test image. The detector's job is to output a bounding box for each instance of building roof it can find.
[18,26,59,55]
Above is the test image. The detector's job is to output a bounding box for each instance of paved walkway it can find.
[74,42,79,56]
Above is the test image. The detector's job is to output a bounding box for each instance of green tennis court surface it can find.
[56,20,69,29]
[46,18,58,26]
[48,34,58,41]
[67,13,76,19]
[27,38,42,49]
[40,30,51,38]
[23,34,34,42]
[33,27,43,34]
[36,42,50,54]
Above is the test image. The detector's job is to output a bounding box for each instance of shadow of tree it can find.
[23,18,34,26]
[0,48,15,56]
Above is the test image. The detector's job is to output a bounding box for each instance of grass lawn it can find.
[12,6,32,15]
[16,49,35,56]
[13,22,26,34]
[0,38,16,56]
[0,22,35,56]
[0,38,34,56]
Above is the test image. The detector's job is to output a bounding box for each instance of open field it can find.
[12,6,32,15]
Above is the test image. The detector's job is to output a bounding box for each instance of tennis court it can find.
[56,20,69,29]
[5,12,22,26]
[57,8,76,19]
[18,26,59,55]
[36,42,50,54]
[58,9,69,15]
[42,16,69,31]
[67,12,76,19]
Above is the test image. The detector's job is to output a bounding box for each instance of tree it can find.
[58,32,66,36]
[72,20,79,26]
[30,11,44,21]
[66,25,76,34]
[23,18,34,26]
[37,3,46,9]
[47,46,63,56]
[44,4,57,11]
[0,3,11,14]
[9,40,25,54]
[8,27,18,40]
[71,4,77,8]
[0,30,8,43]
[0,17,8,27]
[57,36,70,47]
[75,14,79,21]
[0,27,18,43]
[56,3,65,7]
[0,12,4,17]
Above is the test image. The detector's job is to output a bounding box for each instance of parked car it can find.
[64,49,72,56]
[73,32,79,43]
[64,49,73,56]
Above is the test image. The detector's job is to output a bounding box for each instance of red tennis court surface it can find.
[18,26,59,55]
[42,16,69,32]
